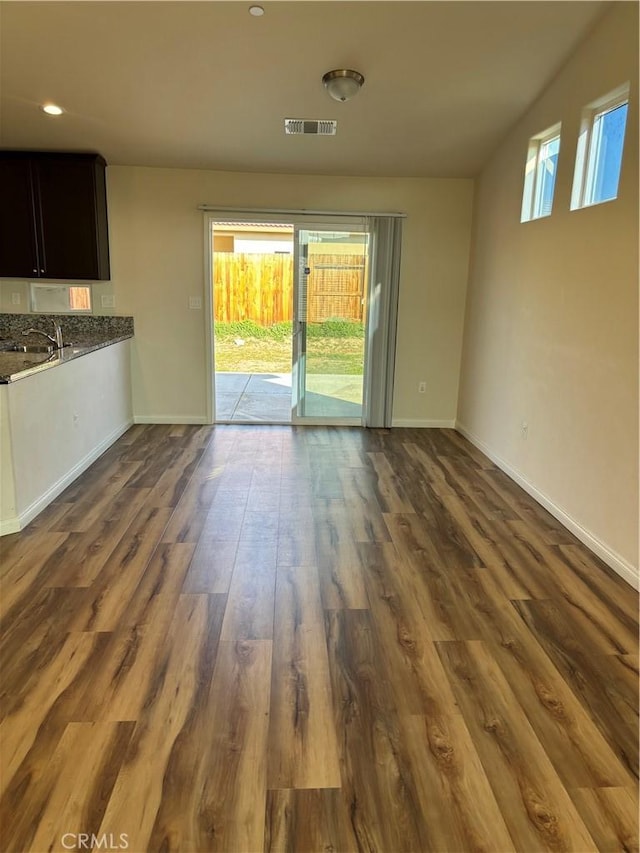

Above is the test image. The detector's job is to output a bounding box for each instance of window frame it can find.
[521,122,562,223]
[29,282,93,314]
[570,83,630,211]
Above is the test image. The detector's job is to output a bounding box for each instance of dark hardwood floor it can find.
[0,424,638,852]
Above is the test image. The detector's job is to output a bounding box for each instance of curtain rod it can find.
[197,204,406,218]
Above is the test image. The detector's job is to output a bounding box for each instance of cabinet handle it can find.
[40,269,45,274]
[33,268,37,273]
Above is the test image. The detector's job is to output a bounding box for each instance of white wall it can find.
[0,341,133,533]
[457,2,639,583]
[106,167,473,425]
[0,281,30,313]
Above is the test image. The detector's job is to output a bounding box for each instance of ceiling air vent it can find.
[284,119,337,136]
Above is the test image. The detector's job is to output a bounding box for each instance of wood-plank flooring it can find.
[0,424,638,852]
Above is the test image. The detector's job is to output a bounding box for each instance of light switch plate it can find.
[11,293,21,305]
[189,296,202,310]
[101,294,116,309]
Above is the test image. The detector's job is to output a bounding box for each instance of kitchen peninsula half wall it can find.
[0,313,134,534]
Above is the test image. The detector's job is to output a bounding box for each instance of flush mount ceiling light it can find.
[322,69,364,102]
[248,5,264,16]
[41,103,64,116]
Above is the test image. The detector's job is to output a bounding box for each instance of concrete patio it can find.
[215,372,363,422]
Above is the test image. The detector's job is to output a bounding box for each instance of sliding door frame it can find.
[203,208,404,427]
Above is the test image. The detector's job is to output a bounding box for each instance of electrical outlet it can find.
[11,292,21,305]
[101,294,116,309]
[418,381,426,394]
[521,421,529,439]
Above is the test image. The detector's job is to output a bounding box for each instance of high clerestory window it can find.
[30,283,92,313]
[571,83,630,210]
[521,123,562,222]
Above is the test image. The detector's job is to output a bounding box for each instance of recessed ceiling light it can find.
[248,5,264,16]
[42,103,64,116]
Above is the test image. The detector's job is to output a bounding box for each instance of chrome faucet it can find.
[22,320,64,349]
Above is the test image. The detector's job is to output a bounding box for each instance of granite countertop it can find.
[0,315,135,384]
[0,335,134,384]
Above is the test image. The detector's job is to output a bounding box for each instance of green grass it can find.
[214,319,364,341]
[215,320,292,342]
[214,320,364,374]
[307,338,364,374]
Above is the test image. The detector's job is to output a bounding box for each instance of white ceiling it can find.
[0,1,606,178]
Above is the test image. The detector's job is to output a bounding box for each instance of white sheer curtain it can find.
[363,216,404,428]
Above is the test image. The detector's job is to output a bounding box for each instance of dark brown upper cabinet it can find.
[0,152,110,281]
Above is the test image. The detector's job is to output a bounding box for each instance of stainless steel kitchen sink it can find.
[7,344,56,353]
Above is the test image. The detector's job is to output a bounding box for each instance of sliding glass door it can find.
[205,208,402,428]
[292,223,369,423]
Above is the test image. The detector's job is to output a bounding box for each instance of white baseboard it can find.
[392,418,456,428]
[0,419,133,536]
[455,420,639,590]
[133,415,210,425]
[136,416,457,429]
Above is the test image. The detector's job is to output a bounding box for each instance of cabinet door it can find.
[36,156,110,280]
[0,158,41,278]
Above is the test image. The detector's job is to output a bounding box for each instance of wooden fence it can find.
[213,253,366,324]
